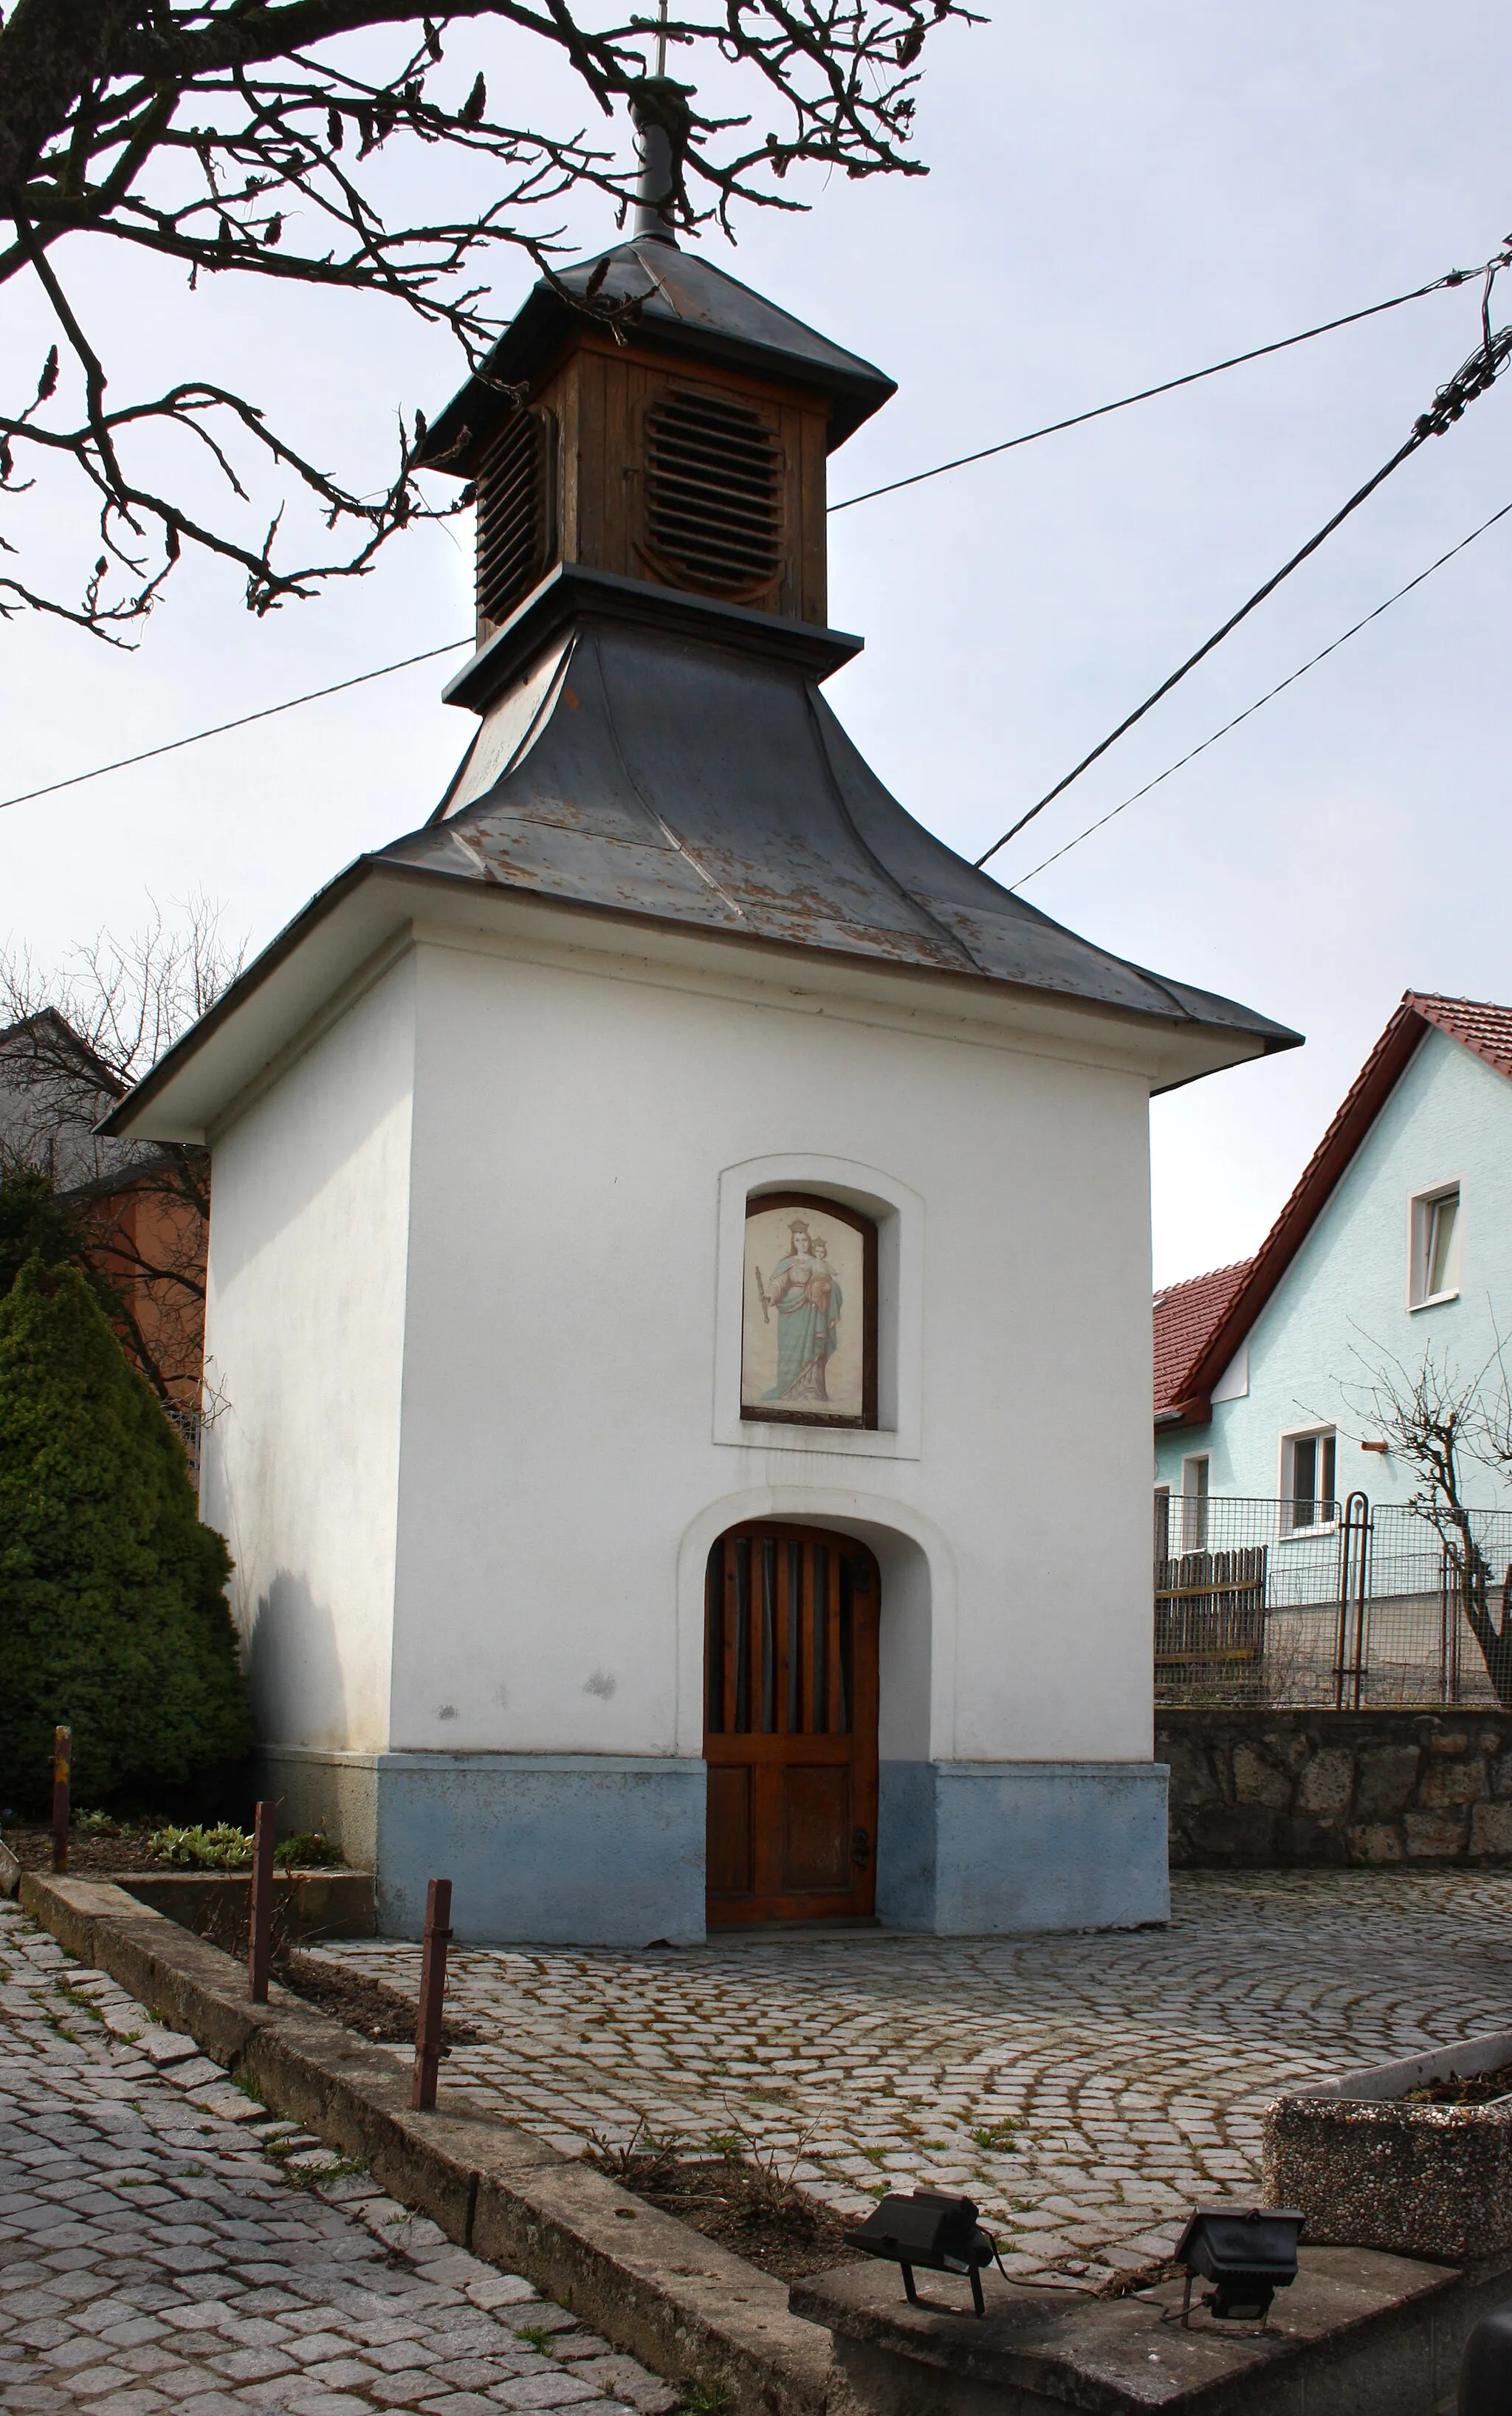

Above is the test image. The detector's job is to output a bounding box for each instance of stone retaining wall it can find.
[1158,1706,1512,1867]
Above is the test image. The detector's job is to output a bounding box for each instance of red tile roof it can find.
[1153,991,1512,1424]
[1412,992,1512,1083]
[1153,1260,1252,1417]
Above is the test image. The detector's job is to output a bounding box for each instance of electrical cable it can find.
[827,262,1489,515]
[0,636,472,815]
[972,321,1512,871]
[1007,495,1512,890]
[1,257,1505,822]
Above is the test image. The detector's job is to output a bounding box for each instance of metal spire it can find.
[631,0,681,246]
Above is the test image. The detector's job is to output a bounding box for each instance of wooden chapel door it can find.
[704,1523,879,1926]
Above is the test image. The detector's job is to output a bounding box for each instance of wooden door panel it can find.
[706,1765,753,1895]
[704,1523,879,1926]
[783,1763,853,1892]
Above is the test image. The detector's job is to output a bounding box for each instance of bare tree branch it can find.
[1343,1334,1512,1706]
[0,0,975,636]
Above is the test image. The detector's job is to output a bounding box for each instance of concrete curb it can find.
[18,1871,831,2416]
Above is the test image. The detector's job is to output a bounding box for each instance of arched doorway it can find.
[704,1522,879,1926]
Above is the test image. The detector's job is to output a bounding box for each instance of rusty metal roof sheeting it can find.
[374,600,1300,1049]
[415,238,898,476]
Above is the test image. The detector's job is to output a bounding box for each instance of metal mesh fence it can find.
[1153,1492,1512,1709]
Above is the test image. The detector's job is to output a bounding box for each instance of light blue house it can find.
[1154,992,1512,1521]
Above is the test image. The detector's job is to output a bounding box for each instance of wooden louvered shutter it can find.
[643,388,783,599]
[475,408,555,628]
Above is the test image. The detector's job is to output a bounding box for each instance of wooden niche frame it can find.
[740,1190,878,1432]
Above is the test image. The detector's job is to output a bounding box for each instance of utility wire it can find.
[974,321,1512,871]
[0,636,471,816]
[1008,497,1512,889]
[1,260,1505,822]
[827,263,1489,515]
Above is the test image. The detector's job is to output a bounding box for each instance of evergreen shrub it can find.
[0,1257,252,1812]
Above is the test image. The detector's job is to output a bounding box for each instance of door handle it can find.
[851,1826,870,1867]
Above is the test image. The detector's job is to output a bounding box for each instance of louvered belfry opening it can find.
[475,406,554,628]
[643,387,783,597]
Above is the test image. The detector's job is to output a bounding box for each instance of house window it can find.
[1153,1486,1172,1563]
[1283,1430,1336,1533]
[1181,1454,1209,1551]
[1409,1183,1461,1308]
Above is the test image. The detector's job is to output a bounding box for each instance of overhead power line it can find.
[0,637,471,816]
[827,261,1489,515]
[1,255,1505,823]
[973,322,1512,871]
[1008,496,1512,889]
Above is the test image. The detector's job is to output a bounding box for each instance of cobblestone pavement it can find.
[309,1869,1512,2285]
[0,1900,678,2416]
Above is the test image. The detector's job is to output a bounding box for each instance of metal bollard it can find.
[247,1800,277,2004]
[1460,2301,1512,2414]
[412,1878,453,2110]
[50,1726,71,1874]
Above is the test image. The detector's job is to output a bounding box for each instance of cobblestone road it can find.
[310,1870,1512,2284]
[0,1900,676,2416]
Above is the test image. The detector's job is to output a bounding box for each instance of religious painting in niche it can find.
[741,1192,877,1429]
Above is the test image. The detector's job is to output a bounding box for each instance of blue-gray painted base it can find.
[274,1751,707,1944]
[876,1760,1169,1934]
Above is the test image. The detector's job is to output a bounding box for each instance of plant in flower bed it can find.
[1406,2062,1512,2106]
[274,1831,343,1870]
[146,1822,255,1868]
[584,2116,859,2282]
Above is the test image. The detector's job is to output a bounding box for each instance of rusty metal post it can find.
[247,1800,277,2004]
[50,1727,71,1873]
[412,1878,453,2110]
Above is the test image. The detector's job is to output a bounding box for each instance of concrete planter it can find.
[1263,2032,1512,2262]
[0,1844,373,1943]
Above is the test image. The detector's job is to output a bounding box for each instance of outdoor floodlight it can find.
[1173,2207,1305,2327]
[845,2189,998,2317]
[1458,2299,1512,2415]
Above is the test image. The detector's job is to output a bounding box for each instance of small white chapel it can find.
[106,131,1297,1943]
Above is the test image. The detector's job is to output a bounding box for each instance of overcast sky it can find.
[2,0,1508,1286]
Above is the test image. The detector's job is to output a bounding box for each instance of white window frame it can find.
[1408,1179,1462,1311]
[1279,1424,1338,1537]
[1179,1453,1210,1551]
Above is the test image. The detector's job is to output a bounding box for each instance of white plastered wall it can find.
[382,927,1155,1771]
[199,953,418,1755]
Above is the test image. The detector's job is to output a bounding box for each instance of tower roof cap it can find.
[416,237,896,476]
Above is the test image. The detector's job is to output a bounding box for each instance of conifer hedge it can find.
[0,1258,252,1812]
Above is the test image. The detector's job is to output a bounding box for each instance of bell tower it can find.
[415,166,895,689]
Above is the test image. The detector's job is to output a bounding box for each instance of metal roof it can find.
[415,237,898,476]
[376,566,1301,1048]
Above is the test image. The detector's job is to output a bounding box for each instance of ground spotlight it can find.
[845,2189,998,2317]
[1174,2206,1305,2327]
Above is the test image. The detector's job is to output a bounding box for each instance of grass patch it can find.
[970,2122,1017,2152]
[681,2384,729,2413]
[515,2326,559,2354]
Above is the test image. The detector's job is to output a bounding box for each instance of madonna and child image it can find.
[740,1199,868,1424]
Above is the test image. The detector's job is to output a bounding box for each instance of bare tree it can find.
[0,0,972,639]
[0,897,244,1407]
[1349,1339,1512,1706]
